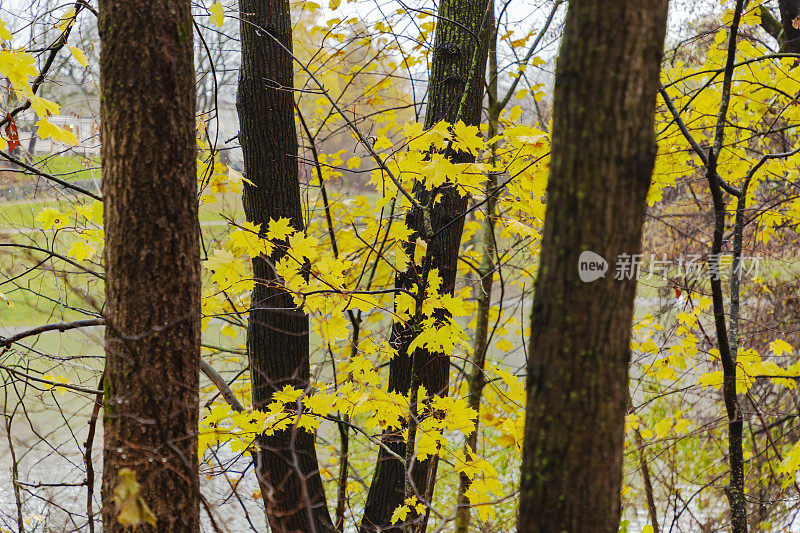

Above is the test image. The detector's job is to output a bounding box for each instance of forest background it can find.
[1,0,800,531]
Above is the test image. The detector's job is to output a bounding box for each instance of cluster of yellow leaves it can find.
[390,496,426,524]
[698,340,797,394]
[197,124,251,205]
[455,450,504,521]
[42,373,71,395]
[367,119,548,215]
[36,200,104,262]
[652,3,800,239]
[190,111,542,523]
[199,403,268,455]
[469,366,526,451]
[637,297,711,382]
[0,9,83,148]
[495,120,550,235]
[199,379,479,458]
[626,410,691,442]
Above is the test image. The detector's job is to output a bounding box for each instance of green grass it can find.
[0,198,60,228]
[0,177,376,229]
[0,255,103,326]
[33,154,100,182]
[0,220,252,328]
[0,196,242,229]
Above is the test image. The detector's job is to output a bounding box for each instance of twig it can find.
[0,319,104,348]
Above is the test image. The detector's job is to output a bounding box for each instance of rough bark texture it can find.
[236,0,334,530]
[779,0,800,53]
[760,5,783,44]
[99,1,200,531]
[518,1,668,532]
[359,0,490,530]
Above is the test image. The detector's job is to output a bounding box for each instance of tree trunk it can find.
[99,0,200,531]
[518,1,668,531]
[236,0,334,530]
[454,12,499,531]
[779,0,800,53]
[359,0,491,531]
[705,2,748,529]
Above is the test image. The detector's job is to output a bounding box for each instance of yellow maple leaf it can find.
[272,384,303,406]
[390,502,410,524]
[29,95,60,118]
[373,135,393,151]
[36,207,68,231]
[0,20,12,40]
[0,50,37,91]
[452,120,484,155]
[464,478,501,521]
[698,371,723,389]
[113,469,156,528]
[287,232,319,261]
[267,217,294,241]
[74,200,103,225]
[780,440,800,477]
[68,240,95,261]
[770,339,793,356]
[68,46,88,67]
[37,118,78,145]
[304,392,334,418]
[210,1,225,27]
[654,418,672,438]
[57,7,76,34]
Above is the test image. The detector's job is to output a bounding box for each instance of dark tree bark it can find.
[518,1,668,532]
[706,2,748,530]
[99,0,201,531]
[236,0,334,530]
[779,0,800,53]
[359,0,490,531]
[760,5,783,44]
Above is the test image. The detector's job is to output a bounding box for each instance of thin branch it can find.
[0,243,104,280]
[0,149,102,201]
[0,363,102,394]
[200,359,244,412]
[0,319,104,348]
[497,0,564,110]
[0,1,86,130]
